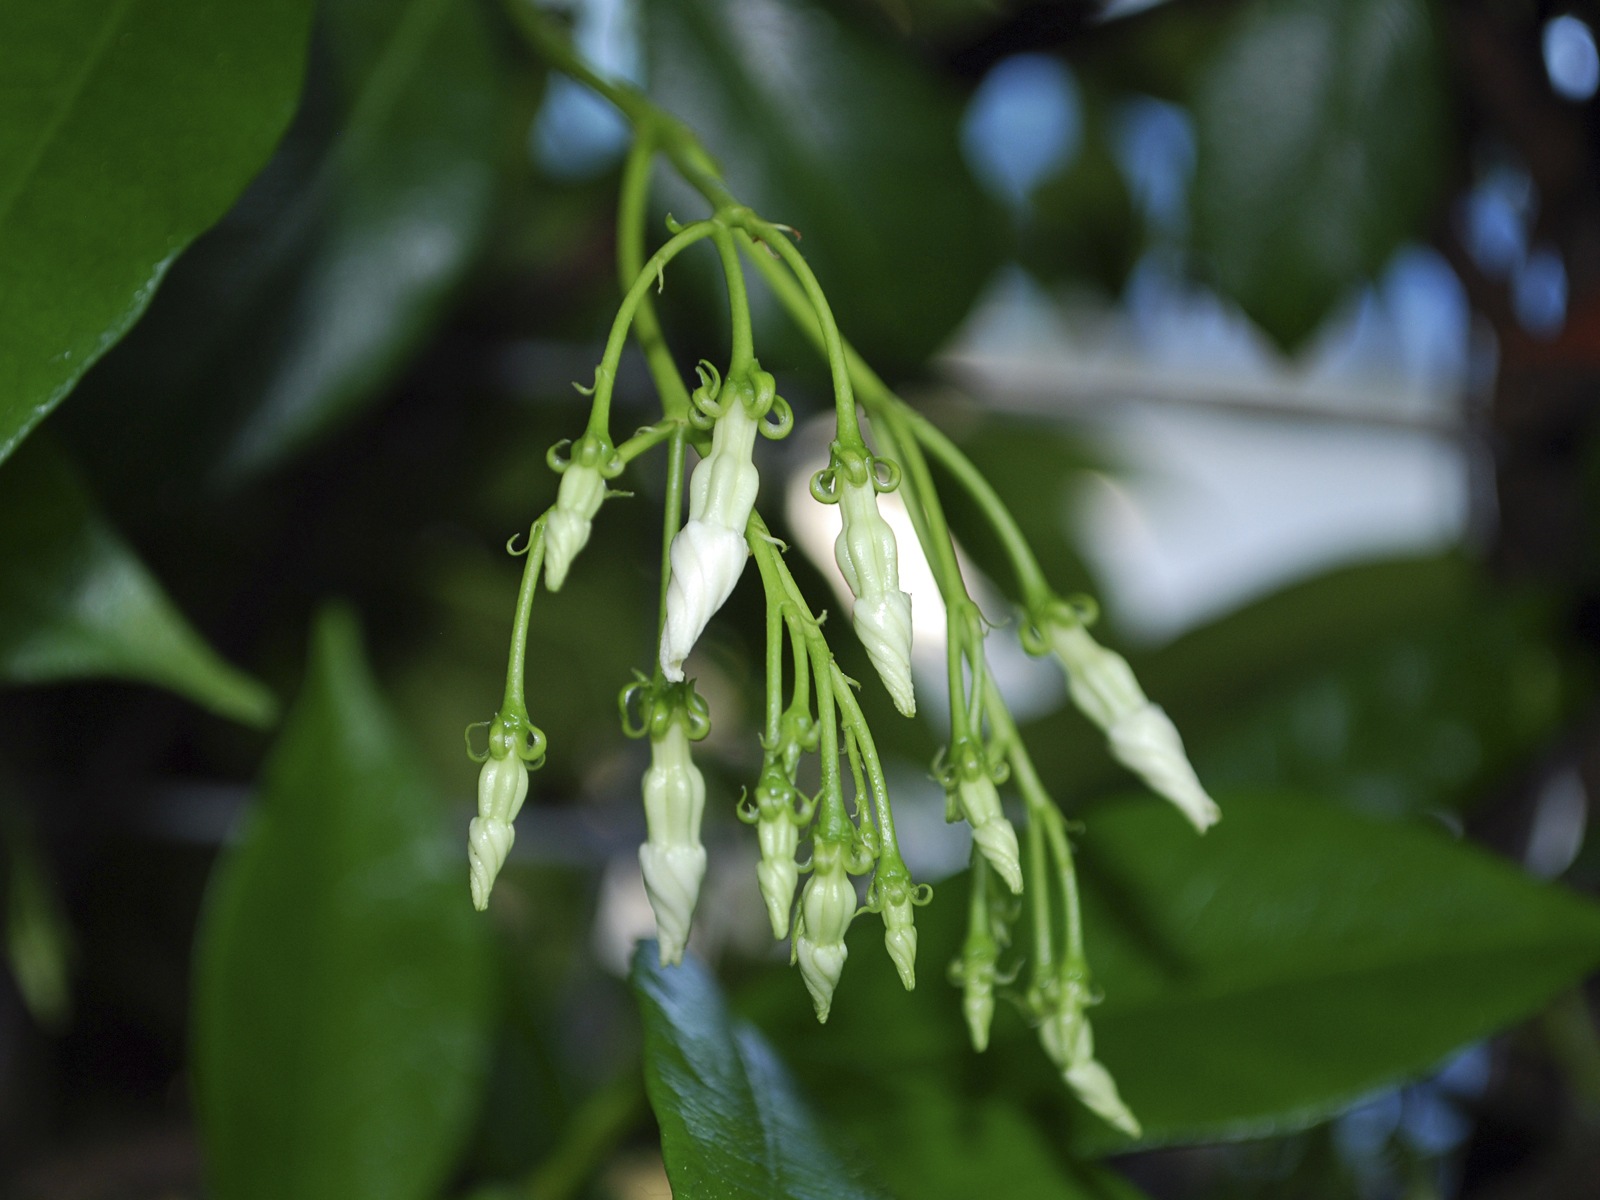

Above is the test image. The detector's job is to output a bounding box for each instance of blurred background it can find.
[4,0,1600,1197]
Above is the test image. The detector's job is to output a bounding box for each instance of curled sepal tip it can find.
[1043,616,1218,833]
[793,840,856,1022]
[468,751,531,911]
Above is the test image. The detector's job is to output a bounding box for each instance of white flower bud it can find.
[794,844,856,1022]
[544,461,607,592]
[1038,988,1140,1138]
[882,889,917,991]
[1049,622,1218,833]
[468,753,529,911]
[756,816,799,939]
[833,477,915,716]
[659,402,761,680]
[660,521,747,682]
[955,774,1023,894]
[961,955,997,1052]
[639,721,707,966]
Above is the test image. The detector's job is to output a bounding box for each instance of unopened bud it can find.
[639,721,708,965]
[881,885,918,991]
[1038,976,1140,1138]
[756,815,800,939]
[1048,621,1218,833]
[544,461,607,591]
[468,753,529,911]
[954,772,1022,894]
[660,401,761,679]
[833,477,915,717]
[794,842,856,1022]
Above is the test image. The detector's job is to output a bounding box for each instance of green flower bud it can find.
[1037,973,1140,1137]
[544,460,607,592]
[881,884,918,991]
[943,744,1022,894]
[1047,620,1218,833]
[833,476,915,717]
[794,840,856,1022]
[468,751,529,911]
[639,720,708,965]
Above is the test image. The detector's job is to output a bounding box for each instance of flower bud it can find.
[755,814,799,939]
[833,477,915,716]
[952,770,1023,894]
[660,401,761,680]
[794,841,856,1022]
[1048,621,1218,833]
[881,884,918,991]
[468,752,529,911]
[544,460,607,592]
[660,521,747,681]
[960,953,997,1052]
[1037,977,1140,1137]
[639,721,708,965]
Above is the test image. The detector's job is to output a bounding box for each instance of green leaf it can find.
[193,609,493,1200]
[743,792,1600,1153]
[0,0,314,465]
[632,943,891,1200]
[1024,102,1142,296]
[644,0,1004,367]
[70,0,514,484]
[1189,0,1448,348]
[0,437,275,726]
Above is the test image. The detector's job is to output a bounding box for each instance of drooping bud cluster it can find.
[1040,607,1219,833]
[660,364,788,681]
[466,714,547,911]
[815,445,916,717]
[543,432,621,591]
[1034,969,1141,1138]
[793,837,857,1022]
[939,739,1023,894]
[621,679,713,966]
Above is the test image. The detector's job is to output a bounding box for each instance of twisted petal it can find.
[957,775,1023,894]
[795,937,848,1023]
[1039,995,1141,1137]
[544,463,606,591]
[468,755,529,910]
[468,817,515,912]
[756,817,800,939]
[1107,703,1219,832]
[659,520,749,681]
[882,893,918,990]
[640,843,707,966]
[852,591,916,717]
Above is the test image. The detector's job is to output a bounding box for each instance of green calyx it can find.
[687,359,793,440]
[619,674,712,743]
[464,705,548,769]
[808,440,900,506]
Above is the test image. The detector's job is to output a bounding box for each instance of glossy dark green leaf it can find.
[1189,0,1447,348]
[1021,556,1581,818]
[633,943,890,1200]
[644,0,1004,367]
[744,792,1600,1153]
[66,0,514,486]
[193,609,493,1200]
[0,0,314,464]
[0,437,275,726]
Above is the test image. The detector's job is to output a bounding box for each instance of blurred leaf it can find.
[0,437,276,726]
[71,0,515,485]
[193,608,493,1200]
[1022,556,1582,817]
[1189,0,1447,348]
[1,803,73,1029]
[0,0,313,464]
[1024,105,1142,296]
[846,1087,1152,1200]
[645,0,1004,367]
[744,791,1600,1153]
[219,0,511,477]
[633,943,891,1200]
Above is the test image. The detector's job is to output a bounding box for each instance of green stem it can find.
[502,516,550,714]
[618,131,694,421]
[711,221,754,376]
[586,220,717,437]
[764,576,784,747]
[614,418,680,466]
[655,425,687,669]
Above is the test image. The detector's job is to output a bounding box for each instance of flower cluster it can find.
[464,202,1218,1138]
